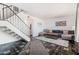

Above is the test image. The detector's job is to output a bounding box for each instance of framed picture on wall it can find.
[56,21,66,26]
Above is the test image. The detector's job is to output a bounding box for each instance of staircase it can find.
[0,3,30,41]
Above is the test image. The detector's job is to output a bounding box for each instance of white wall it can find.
[0,30,20,45]
[44,16,75,30]
[31,17,45,37]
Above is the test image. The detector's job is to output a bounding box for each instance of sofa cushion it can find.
[52,30,63,34]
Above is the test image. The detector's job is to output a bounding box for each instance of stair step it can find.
[4,30,11,33]
[13,34,18,37]
[15,35,19,37]
[8,32,15,35]
[16,36,21,39]
[0,26,25,40]
[0,27,7,31]
[0,27,20,39]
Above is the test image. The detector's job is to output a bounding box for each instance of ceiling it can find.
[7,3,77,19]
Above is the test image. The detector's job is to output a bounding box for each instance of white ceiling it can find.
[7,3,77,19]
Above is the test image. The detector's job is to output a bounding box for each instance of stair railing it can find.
[0,3,30,36]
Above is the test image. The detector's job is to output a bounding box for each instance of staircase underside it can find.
[0,21,30,41]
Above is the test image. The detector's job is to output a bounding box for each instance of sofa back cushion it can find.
[52,30,63,34]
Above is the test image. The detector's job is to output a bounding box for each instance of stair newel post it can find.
[26,16,33,54]
[30,24,32,40]
[2,5,4,20]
